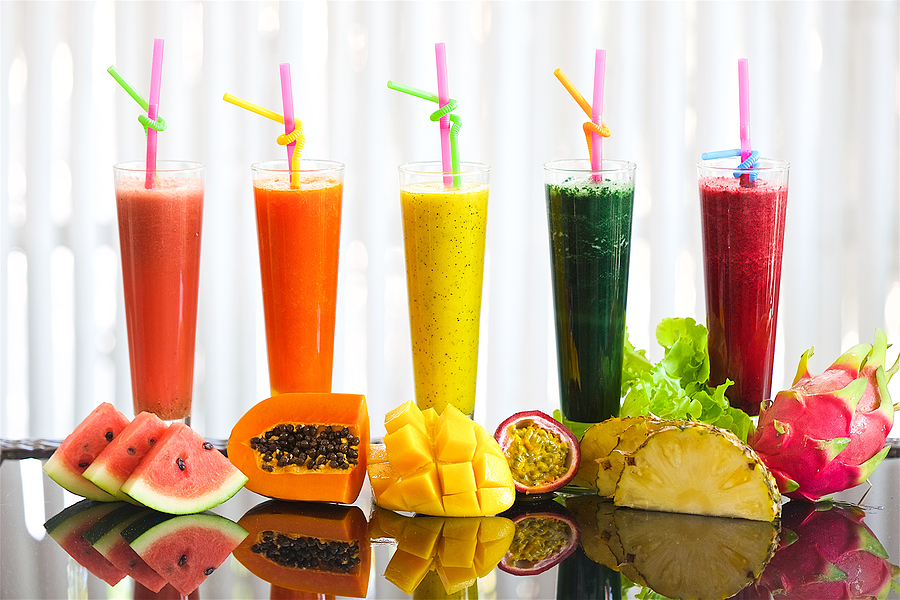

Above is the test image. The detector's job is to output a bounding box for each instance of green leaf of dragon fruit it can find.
[749,330,899,502]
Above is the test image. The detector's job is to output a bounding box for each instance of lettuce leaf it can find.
[619,318,754,443]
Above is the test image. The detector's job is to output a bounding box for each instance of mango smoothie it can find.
[400,168,489,417]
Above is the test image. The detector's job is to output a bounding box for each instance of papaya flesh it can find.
[233,500,370,599]
[228,393,369,503]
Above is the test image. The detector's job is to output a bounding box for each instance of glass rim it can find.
[113,160,205,173]
[543,158,636,174]
[251,159,345,174]
[398,160,491,176]
[698,157,790,173]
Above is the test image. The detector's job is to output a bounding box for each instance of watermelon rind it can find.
[44,499,128,586]
[120,423,247,515]
[82,503,147,545]
[84,504,168,592]
[84,412,168,503]
[122,511,249,596]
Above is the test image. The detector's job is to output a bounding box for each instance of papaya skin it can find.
[227,393,369,504]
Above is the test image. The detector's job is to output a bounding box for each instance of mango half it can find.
[367,402,516,517]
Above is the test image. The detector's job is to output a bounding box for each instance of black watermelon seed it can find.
[105,431,114,442]
[178,554,187,566]
[149,438,156,444]
[78,461,90,469]
[203,442,213,450]
[127,447,136,455]
[177,457,186,471]
[204,567,215,576]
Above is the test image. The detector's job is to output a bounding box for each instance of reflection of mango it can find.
[368,402,515,516]
[372,508,514,595]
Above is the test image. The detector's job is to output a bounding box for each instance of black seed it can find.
[177,457,186,471]
[127,447,136,455]
[105,431,114,442]
[203,442,213,450]
[149,438,156,444]
[178,554,188,566]
[205,567,215,576]
[129,560,137,568]
[78,461,90,468]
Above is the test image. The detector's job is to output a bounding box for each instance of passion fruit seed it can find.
[249,424,360,474]
[505,424,568,487]
[251,530,361,574]
[508,516,570,563]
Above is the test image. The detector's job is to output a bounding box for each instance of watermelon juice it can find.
[114,161,205,422]
[698,158,789,416]
[544,159,636,424]
[251,160,344,395]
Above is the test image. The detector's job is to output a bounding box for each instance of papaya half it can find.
[233,500,370,598]
[227,393,369,503]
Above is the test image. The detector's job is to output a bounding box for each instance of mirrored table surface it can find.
[2,440,898,600]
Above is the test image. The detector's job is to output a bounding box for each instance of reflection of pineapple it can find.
[615,508,779,600]
[614,422,781,522]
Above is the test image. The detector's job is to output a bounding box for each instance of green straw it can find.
[108,66,167,135]
[387,80,461,187]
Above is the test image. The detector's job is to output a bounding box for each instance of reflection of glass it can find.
[234,500,370,598]
[556,546,621,600]
[370,507,513,596]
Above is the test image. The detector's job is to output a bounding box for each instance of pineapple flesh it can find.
[613,422,781,522]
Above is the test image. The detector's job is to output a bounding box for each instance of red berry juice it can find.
[699,175,788,416]
[116,169,204,421]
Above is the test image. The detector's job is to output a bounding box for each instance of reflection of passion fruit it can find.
[493,411,579,495]
[498,501,580,576]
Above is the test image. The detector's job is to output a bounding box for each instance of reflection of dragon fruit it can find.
[749,502,899,600]
[749,330,898,502]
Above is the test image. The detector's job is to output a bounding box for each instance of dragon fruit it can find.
[749,330,899,502]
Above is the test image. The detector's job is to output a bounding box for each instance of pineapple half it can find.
[613,422,782,522]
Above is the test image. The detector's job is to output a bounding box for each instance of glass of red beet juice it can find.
[698,157,789,416]
[114,161,205,425]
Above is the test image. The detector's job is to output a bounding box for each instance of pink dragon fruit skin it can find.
[749,330,899,502]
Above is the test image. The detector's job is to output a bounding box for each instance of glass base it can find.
[160,415,191,427]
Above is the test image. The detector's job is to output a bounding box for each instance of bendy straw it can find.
[223,92,305,184]
[145,38,165,189]
[107,67,167,135]
[553,67,611,176]
[435,43,453,188]
[279,63,299,188]
[387,80,462,188]
[591,49,607,175]
[738,58,751,163]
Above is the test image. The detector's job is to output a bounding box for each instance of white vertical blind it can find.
[2,1,898,445]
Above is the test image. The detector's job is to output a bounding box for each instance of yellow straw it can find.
[223,93,305,187]
[554,69,593,119]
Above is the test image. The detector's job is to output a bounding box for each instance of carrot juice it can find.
[251,160,344,395]
[114,161,205,422]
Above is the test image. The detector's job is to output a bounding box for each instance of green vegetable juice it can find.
[545,161,635,423]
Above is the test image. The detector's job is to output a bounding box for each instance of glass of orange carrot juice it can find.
[251,159,344,395]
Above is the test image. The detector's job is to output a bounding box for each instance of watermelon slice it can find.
[120,423,247,514]
[84,411,168,502]
[121,511,249,596]
[83,503,168,592]
[43,499,127,586]
[43,402,131,501]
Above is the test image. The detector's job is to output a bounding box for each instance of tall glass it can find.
[252,160,344,396]
[698,158,789,416]
[399,162,490,417]
[544,159,636,425]
[114,161,205,423]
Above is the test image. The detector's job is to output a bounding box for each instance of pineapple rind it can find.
[613,422,782,522]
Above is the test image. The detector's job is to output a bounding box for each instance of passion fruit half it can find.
[498,500,580,576]
[493,410,580,495]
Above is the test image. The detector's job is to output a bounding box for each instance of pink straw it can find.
[435,43,453,187]
[591,49,606,179]
[279,63,297,186]
[145,38,164,189]
[738,58,751,162]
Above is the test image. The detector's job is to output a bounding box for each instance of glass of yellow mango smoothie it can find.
[399,162,491,417]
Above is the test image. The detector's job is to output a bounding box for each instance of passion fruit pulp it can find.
[498,500,580,576]
[493,411,580,495]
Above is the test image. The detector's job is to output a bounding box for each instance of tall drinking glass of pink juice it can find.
[114,161,205,423]
[698,158,789,416]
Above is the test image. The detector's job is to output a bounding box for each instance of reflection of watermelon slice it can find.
[84,411,168,502]
[43,402,131,501]
[43,499,127,586]
[120,423,247,514]
[122,511,248,596]
[83,503,168,592]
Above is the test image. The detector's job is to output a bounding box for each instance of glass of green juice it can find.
[544,159,636,425]
[399,161,491,418]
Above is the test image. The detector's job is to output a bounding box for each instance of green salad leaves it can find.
[555,317,753,443]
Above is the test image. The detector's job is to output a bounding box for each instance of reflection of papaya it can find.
[233,500,370,598]
[268,585,335,600]
[371,507,514,595]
